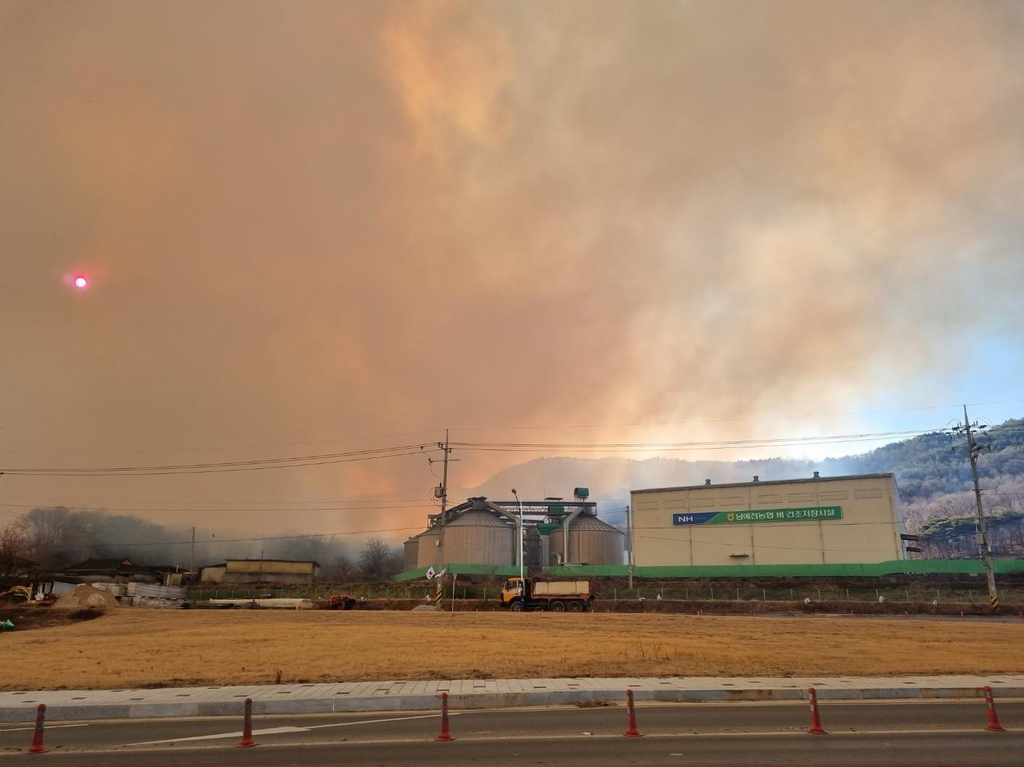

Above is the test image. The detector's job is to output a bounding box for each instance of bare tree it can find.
[321,554,357,584]
[358,536,399,581]
[20,507,77,568]
[1,523,37,591]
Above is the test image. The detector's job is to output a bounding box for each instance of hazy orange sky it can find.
[2,2,1023,545]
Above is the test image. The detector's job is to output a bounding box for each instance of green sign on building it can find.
[672,506,843,526]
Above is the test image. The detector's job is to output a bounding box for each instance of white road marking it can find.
[0,724,89,733]
[126,726,308,746]
[306,713,443,730]
[123,713,447,746]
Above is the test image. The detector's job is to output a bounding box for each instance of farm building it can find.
[404,493,624,571]
[199,559,320,585]
[62,557,161,583]
[630,473,907,567]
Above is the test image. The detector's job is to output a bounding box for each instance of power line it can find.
[0,501,434,514]
[4,419,1022,479]
[0,444,440,477]
[0,494,435,507]
[448,400,1024,432]
[0,429,446,457]
[24,524,425,550]
[448,428,940,453]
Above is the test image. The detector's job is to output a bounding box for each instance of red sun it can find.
[74,276,89,289]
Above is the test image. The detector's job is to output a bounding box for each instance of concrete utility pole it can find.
[189,526,195,583]
[626,505,634,589]
[436,429,451,569]
[957,405,998,611]
[511,489,524,579]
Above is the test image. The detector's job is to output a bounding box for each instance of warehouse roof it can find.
[632,472,896,495]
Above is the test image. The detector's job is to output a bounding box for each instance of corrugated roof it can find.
[632,472,896,495]
[448,510,509,527]
[566,515,623,533]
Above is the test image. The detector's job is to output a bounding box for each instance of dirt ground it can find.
[3,606,1024,691]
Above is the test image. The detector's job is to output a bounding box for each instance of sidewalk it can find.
[3,675,1024,722]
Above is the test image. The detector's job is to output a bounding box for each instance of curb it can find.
[4,685,1023,723]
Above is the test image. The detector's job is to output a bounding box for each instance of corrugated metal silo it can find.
[415,527,440,569]
[443,510,515,565]
[403,536,420,571]
[549,514,624,565]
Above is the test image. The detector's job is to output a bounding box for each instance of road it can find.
[1,701,1021,765]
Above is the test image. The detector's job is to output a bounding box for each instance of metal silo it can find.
[403,536,420,571]
[415,527,440,569]
[443,510,515,565]
[549,514,624,565]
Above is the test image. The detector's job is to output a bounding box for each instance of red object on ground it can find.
[436,691,455,741]
[326,594,363,610]
[807,687,827,735]
[623,689,643,737]
[983,686,1006,732]
[26,703,48,754]
[236,697,258,748]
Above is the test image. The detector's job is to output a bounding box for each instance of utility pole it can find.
[436,430,452,569]
[626,505,633,590]
[189,526,195,583]
[955,405,998,611]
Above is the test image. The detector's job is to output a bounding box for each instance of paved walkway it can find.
[3,675,1024,722]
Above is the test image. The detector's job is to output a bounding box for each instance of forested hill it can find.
[821,418,1024,504]
[474,418,1024,557]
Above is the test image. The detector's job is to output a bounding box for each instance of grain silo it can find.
[403,535,420,571]
[548,513,624,565]
[443,509,515,565]
[414,526,440,569]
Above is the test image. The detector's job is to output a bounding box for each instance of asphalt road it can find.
[1,732,1022,767]
[1,700,1021,759]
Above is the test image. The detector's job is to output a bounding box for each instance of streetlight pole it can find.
[511,489,524,596]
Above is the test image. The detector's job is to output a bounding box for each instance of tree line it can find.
[0,507,403,589]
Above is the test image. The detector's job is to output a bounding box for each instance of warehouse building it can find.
[630,473,906,567]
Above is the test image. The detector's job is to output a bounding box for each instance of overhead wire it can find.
[23,524,426,550]
[0,443,440,477]
[448,428,940,453]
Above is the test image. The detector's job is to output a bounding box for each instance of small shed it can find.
[200,559,320,585]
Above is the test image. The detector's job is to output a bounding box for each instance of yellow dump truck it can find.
[500,577,594,613]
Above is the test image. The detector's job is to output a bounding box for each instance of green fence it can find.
[187,584,496,602]
[596,584,1022,605]
[393,559,1024,582]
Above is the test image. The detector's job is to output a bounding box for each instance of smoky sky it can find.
[1,1,1023,540]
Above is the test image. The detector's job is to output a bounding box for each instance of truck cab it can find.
[501,577,528,610]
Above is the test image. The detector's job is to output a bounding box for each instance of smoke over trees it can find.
[1,523,36,591]
[357,536,402,581]
[3,507,394,580]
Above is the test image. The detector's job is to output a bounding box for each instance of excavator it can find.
[0,583,58,605]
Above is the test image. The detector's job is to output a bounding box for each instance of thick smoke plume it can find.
[1,2,1022,541]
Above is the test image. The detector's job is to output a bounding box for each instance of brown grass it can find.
[4,609,1024,691]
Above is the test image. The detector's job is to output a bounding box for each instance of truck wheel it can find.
[567,600,583,613]
[509,600,523,612]
[550,600,566,612]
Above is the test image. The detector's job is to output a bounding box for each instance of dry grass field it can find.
[3,608,1024,691]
